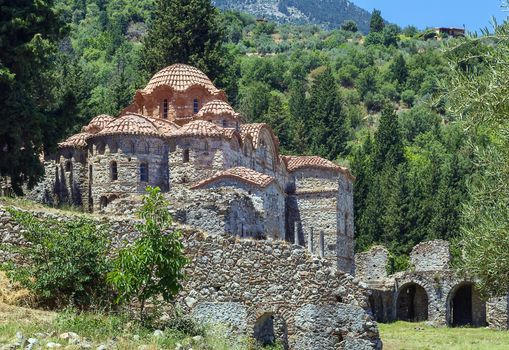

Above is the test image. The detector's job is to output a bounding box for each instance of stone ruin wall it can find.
[287,168,354,274]
[355,240,508,329]
[0,204,381,350]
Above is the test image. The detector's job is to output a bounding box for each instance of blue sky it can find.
[353,0,508,32]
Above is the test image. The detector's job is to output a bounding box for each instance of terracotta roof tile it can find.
[147,117,181,136]
[170,120,224,138]
[143,64,220,94]
[58,132,92,149]
[82,114,115,133]
[196,100,239,119]
[281,156,341,172]
[92,113,162,138]
[191,167,275,190]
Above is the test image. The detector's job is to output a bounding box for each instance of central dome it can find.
[143,64,220,94]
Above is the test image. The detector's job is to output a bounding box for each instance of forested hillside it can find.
[212,0,372,32]
[2,0,482,269]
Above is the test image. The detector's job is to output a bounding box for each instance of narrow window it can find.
[110,161,118,181]
[130,142,136,154]
[163,99,168,119]
[222,119,228,128]
[140,162,149,182]
[183,149,190,163]
[193,98,199,114]
[65,160,72,172]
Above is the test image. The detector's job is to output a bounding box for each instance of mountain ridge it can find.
[212,0,372,32]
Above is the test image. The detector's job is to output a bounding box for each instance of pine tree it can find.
[370,9,385,33]
[389,53,408,86]
[373,105,404,170]
[0,0,69,194]
[264,93,291,153]
[308,66,348,159]
[288,80,309,154]
[141,0,228,85]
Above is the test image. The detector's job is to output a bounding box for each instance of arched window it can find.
[97,143,105,155]
[163,99,168,119]
[110,142,118,153]
[183,149,190,163]
[222,119,228,128]
[65,160,72,172]
[140,162,149,182]
[193,98,199,114]
[110,161,118,181]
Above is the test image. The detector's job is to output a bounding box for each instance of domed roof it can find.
[170,120,224,138]
[58,132,92,149]
[92,113,161,138]
[143,64,220,94]
[82,114,115,133]
[196,100,239,119]
[147,117,181,136]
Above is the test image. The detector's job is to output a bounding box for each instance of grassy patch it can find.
[380,321,509,350]
[0,303,283,349]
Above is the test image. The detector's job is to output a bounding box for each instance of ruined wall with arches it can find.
[355,240,502,328]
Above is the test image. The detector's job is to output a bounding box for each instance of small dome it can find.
[58,132,91,149]
[94,113,161,137]
[170,120,224,138]
[196,100,239,119]
[143,64,220,94]
[82,114,115,133]
[148,117,181,136]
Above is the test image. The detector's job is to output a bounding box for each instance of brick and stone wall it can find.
[0,203,381,350]
[354,246,389,281]
[410,240,451,272]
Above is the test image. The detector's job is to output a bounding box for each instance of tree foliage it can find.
[1,208,112,308]
[442,22,509,297]
[369,9,384,33]
[108,187,187,322]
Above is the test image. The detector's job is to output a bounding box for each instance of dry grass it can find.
[380,321,509,350]
[0,272,34,307]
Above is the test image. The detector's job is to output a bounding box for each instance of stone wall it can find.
[354,246,389,282]
[410,240,451,272]
[88,135,169,212]
[286,168,354,274]
[0,203,381,350]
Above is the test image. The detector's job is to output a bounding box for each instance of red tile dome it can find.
[143,64,220,94]
[93,113,161,137]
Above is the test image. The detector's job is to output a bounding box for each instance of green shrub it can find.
[401,89,416,107]
[1,209,112,309]
[108,186,187,323]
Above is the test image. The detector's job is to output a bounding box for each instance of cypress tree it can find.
[288,80,309,154]
[373,105,404,170]
[264,93,291,153]
[370,9,385,33]
[141,0,228,85]
[308,66,348,159]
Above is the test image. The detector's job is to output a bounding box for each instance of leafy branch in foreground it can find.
[441,21,509,298]
[107,186,187,322]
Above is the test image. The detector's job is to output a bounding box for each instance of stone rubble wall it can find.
[354,246,389,282]
[410,240,451,272]
[0,204,381,350]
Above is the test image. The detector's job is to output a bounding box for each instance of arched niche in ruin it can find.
[253,313,288,349]
[396,282,429,322]
[447,282,486,327]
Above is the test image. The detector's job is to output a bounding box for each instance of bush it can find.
[364,92,386,112]
[401,89,416,107]
[1,209,112,309]
[107,186,187,323]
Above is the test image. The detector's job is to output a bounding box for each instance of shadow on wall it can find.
[447,282,486,327]
[396,282,429,322]
[253,313,289,349]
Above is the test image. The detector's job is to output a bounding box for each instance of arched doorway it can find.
[448,283,486,327]
[396,283,429,322]
[253,313,288,349]
[254,313,275,346]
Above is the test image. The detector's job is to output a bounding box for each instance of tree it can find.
[108,187,187,322]
[308,66,348,159]
[341,20,358,33]
[373,105,404,170]
[288,80,309,154]
[0,0,71,194]
[442,22,509,298]
[388,53,408,86]
[370,9,385,33]
[140,0,230,88]
[264,93,291,152]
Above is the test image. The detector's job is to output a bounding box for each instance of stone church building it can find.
[33,64,355,274]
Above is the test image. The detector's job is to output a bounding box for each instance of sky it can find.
[352,0,508,32]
